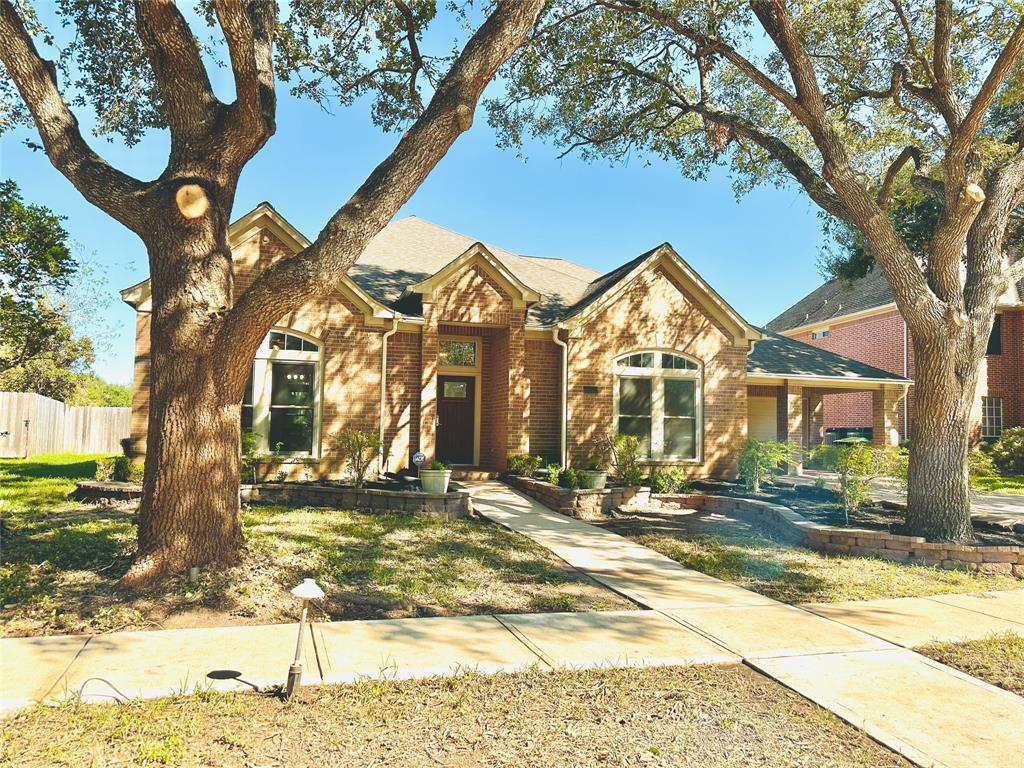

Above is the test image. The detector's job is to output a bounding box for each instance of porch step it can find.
[451,469,501,481]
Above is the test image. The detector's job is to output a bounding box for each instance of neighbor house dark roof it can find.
[765,267,895,333]
[747,330,911,382]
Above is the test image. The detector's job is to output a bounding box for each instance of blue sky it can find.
[2,10,828,386]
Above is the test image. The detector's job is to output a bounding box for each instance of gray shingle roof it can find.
[747,330,911,382]
[765,267,894,333]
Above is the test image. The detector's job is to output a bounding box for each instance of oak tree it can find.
[0,0,545,582]
[491,0,1024,541]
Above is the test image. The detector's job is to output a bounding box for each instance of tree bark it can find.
[903,327,977,542]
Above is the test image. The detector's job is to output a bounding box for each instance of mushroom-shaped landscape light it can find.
[285,578,324,699]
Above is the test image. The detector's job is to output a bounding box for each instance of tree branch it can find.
[393,0,428,96]
[133,0,220,149]
[967,151,1024,316]
[217,0,546,372]
[0,0,146,230]
[878,146,925,208]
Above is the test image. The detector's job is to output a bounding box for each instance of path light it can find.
[285,577,324,700]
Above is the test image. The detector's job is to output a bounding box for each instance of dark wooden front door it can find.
[437,375,475,465]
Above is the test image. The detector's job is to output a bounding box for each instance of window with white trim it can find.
[615,350,701,460]
[242,329,322,456]
[981,397,1003,442]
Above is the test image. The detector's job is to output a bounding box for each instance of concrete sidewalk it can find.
[467,480,1024,768]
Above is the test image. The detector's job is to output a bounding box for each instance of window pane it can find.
[269,331,286,350]
[662,354,698,370]
[241,405,254,432]
[301,338,319,352]
[243,370,254,406]
[285,333,303,351]
[619,378,652,415]
[439,340,476,367]
[617,416,651,456]
[664,379,695,417]
[269,408,313,453]
[443,380,468,398]
[272,363,315,406]
[664,419,696,458]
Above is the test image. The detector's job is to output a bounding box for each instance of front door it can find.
[437,375,475,465]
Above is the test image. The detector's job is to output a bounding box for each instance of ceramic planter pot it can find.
[419,469,452,494]
[579,470,607,490]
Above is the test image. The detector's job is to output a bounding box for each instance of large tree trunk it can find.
[903,329,979,542]
[122,194,248,585]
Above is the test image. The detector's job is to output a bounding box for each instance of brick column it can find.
[806,391,824,446]
[872,386,902,446]
[506,316,530,458]
[419,302,438,460]
[777,381,804,474]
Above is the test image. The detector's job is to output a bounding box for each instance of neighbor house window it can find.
[981,397,1003,441]
[812,329,830,340]
[242,328,322,456]
[615,350,701,460]
[439,339,477,367]
[987,315,1002,355]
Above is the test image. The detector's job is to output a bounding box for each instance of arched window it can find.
[242,328,322,456]
[614,350,701,461]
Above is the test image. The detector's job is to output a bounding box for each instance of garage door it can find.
[748,397,777,442]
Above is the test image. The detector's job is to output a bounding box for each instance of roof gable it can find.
[402,242,542,310]
[563,244,763,346]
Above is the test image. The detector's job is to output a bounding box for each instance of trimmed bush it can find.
[545,463,561,484]
[507,454,544,476]
[738,439,800,493]
[650,467,691,494]
[814,444,907,522]
[609,433,643,486]
[94,457,116,482]
[991,427,1024,476]
[328,429,382,488]
[558,467,580,489]
[968,450,997,481]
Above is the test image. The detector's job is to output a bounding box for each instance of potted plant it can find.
[579,452,607,490]
[419,459,452,494]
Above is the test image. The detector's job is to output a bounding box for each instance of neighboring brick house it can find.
[766,266,1023,443]
[122,203,910,479]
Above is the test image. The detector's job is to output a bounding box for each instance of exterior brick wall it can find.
[566,264,747,478]
[986,308,1024,432]
[383,331,421,472]
[525,338,562,463]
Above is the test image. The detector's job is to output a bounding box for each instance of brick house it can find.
[766,266,1023,443]
[122,203,910,479]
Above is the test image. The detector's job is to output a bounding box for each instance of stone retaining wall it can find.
[653,493,1024,578]
[504,475,650,520]
[74,481,471,520]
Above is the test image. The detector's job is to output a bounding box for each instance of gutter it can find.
[378,316,400,476]
[552,328,569,468]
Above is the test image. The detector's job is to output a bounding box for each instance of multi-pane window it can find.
[242,328,321,456]
[982,397,1003,441]
[615,351,701,460]
[811,329,830,340]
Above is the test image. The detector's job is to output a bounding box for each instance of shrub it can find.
[94,456,116,482]
[119,437,132,457]
[429,459,449,471]
[241,430,260,484]
[968,450,997,481]
[328,429,382,488]
[507,454,543,476]
[815,443,907,522]
[607,433,642,486]
[991,427,1024,475]
[738,440,800,493]
[544,463,561,484]
[650,467,691,494]
[558,467,580,489]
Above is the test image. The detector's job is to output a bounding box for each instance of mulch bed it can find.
[689,479,1024,547]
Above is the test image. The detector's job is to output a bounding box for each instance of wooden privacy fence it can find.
[0,392,131,458]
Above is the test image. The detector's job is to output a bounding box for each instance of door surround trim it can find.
[438,335,482,466]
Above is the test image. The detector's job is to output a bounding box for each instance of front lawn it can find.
[599,509,1019,604]
[916,632,1024,696]
[0,665,911,768]
[0,455,631,637]
[972,475,1024,495]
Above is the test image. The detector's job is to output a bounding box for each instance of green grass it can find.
[972,475,1024,495]
[916,632,1024,695]
[603,512,1020,604]
[0,665,911,768]
[1,455,630,637]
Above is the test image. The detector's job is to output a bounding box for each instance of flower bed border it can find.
[653,493,1024,578]
[73,481,472,520]
[504,474,649,520]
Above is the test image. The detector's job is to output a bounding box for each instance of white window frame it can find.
[613,350,703,463]
[247,328,324,458]
[981,396,1003,442]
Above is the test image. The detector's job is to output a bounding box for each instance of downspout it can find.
[378,316,400,476]
[552,328,568,468]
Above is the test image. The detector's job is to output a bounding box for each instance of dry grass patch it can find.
[0,665,911,768]
[1,456,631,637]
[600,509,1019,604]
[916,632,1024,695]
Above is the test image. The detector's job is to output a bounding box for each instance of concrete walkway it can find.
[467,481,1024,768]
